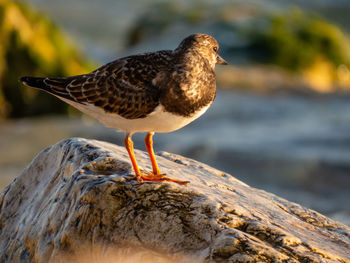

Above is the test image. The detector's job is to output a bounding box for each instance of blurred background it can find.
[1,0,350,225]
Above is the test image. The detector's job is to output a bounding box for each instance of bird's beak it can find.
[216,55,228,65]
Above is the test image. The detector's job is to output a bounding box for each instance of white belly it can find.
[61,98,211,133]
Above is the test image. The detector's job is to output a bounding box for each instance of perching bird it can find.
[20,33,227,185]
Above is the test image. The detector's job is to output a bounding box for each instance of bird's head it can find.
[175,33,228,69]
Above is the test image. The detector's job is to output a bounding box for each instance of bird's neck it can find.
[174,49,214,72]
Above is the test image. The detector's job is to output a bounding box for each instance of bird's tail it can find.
[20,76,48,91]
[20,76,77,101]
[20,75,92,103]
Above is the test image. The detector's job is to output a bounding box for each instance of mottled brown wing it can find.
[21,53,171,119]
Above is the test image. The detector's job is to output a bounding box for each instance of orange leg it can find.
[144,132,161,175]
[124,133,143,182]
[144,132,189,185]
[123,132,189,185]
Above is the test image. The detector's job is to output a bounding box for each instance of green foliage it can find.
[0,0,93,118]
[248,8,350,71]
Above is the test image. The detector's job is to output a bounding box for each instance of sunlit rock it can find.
[0,138,349,262]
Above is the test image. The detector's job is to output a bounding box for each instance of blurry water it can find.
[1,90,350,225]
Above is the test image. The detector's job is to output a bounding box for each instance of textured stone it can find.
[0,138,349,262]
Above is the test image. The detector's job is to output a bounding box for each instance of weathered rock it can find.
[0,138,349,262]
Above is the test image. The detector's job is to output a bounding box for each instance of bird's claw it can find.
[126,172,189,186]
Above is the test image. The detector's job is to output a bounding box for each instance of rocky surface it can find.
[0,138,349,262]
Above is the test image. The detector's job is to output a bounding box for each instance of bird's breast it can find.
[159,69,216,118]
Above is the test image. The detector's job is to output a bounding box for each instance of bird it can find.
[20,33,227,186]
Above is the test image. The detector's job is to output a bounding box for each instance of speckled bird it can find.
[21,33,227,185]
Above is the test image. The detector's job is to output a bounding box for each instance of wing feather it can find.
[20,51,174,119]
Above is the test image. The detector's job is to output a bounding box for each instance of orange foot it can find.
[127,173,189,186]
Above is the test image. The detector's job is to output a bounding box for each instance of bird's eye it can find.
[213,46,218,52]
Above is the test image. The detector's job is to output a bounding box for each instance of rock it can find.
[0,138,349,262]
